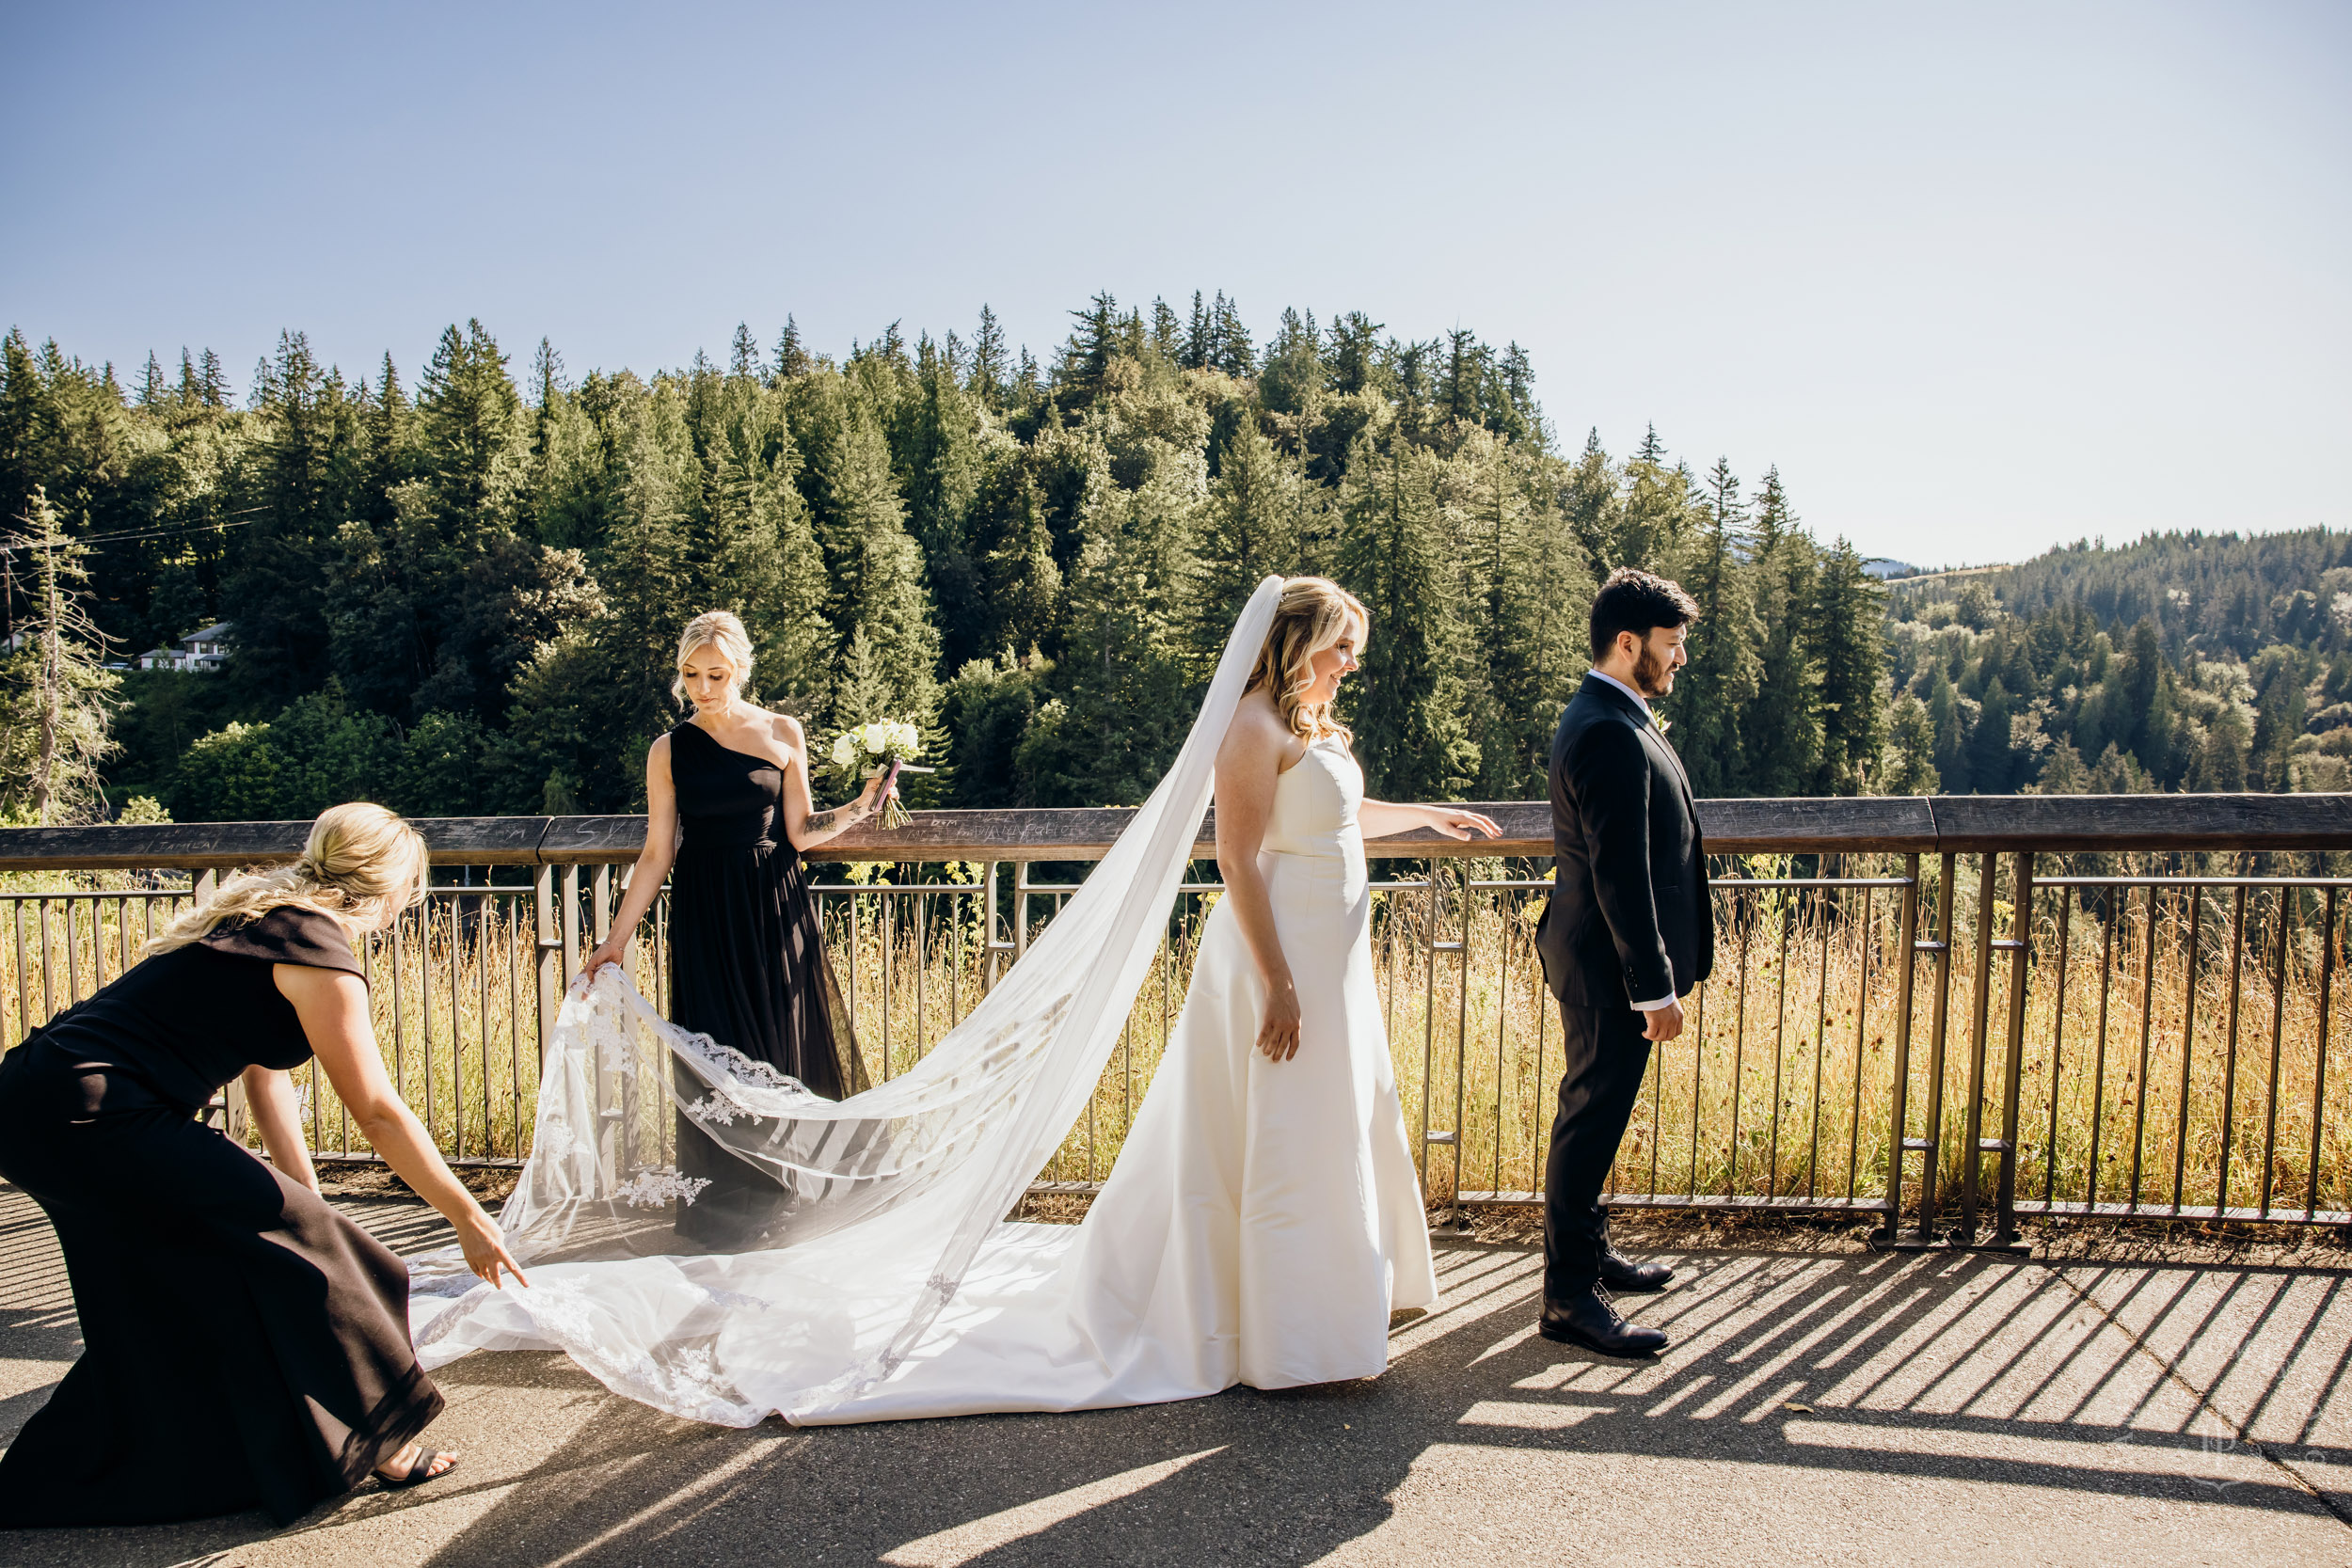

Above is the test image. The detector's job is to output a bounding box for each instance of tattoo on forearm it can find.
[803,807,842,836]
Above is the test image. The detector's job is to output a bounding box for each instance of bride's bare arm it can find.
[1216,700,1305,1062]
[777,715,890,852]
[579,736,682,985]
[1359,799,1502,842]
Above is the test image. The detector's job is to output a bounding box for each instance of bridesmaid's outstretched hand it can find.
[457,1212,529,1290]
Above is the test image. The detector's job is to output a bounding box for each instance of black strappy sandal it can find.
[376,1449,458,1489]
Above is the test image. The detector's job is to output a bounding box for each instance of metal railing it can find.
[5,794,2350,1247]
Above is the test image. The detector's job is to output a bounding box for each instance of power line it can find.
[0,510,266,553]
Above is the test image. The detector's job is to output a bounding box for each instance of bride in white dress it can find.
[410,576,1498,1423]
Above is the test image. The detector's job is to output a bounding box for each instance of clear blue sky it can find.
[4,1,2344,567]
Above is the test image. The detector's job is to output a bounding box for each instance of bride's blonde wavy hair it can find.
[142,802,430,958]
[1244,577,1369,744]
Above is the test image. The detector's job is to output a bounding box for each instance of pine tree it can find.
[1967,677,2016,793]
[1461,435,1590,797]
[1745,467,1822,795]
[811,394,945,734]
[1259,308,1323,415]
[1182,291,1211,372]
[1563,428,1623,578]
[1015,467,1196,805]
[1209,293,1252,376]
[1811,538,1890,794]
[1323,313,1384,396]
[1668,458,1760,796]
[774,316,813,381]
[1928,666,1972,793]
[198,349,229,408]
[969,305,1008,408]
[729,323,765,381]
[1882,693,1941,794]
[1189,418,1302,663]
[1336,438,1477,799]
[417,319,525,542]
[987,474,1063,660]
[1,489,119,822]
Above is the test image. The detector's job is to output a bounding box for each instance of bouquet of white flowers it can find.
[828,720,929,829]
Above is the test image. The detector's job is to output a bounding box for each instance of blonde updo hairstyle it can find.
[143,802,430,958]
[1244,577,1369,744]
[673,610,755,708]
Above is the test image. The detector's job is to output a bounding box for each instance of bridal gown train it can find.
[408,576,1433,1424]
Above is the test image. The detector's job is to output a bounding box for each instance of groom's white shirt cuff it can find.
[1630,991,1674,1011]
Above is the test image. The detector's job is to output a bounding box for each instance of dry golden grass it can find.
[4,857,2346,1222]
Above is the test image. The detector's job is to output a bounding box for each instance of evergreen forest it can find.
[0,296,2339,827]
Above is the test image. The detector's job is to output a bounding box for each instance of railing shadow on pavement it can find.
[245,1239,2352,1566]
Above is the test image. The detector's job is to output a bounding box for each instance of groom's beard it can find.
[1634,647,1672,699]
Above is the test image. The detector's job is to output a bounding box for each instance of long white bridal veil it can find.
[408,576,1288,1423]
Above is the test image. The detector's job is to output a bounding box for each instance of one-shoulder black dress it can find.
[0,907,442,1527]
[666,720,859,1246]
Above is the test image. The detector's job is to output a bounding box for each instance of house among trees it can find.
[136,622,233,673]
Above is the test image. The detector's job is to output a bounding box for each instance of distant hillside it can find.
[1889,528,2352,660]
[1878,527,2352,798]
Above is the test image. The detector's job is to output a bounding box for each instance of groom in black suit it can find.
[1532,567,1711,1356]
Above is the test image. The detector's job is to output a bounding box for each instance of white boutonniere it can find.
[1655,711,1671,736]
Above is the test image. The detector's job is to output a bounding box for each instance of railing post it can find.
[983,860,1009,989]
[533,863,559,1073]
[195,871,250,1143]
[1874,853,1923,1244]
[1915,851,1959,1243]
[1988,850,2035,1249]
[1960,853,2000,1238]
[562,864,581,990]
[1417,861,1445,1204]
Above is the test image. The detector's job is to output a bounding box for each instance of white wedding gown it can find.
[407,578,1434,1424]
[800,733,1436,1419]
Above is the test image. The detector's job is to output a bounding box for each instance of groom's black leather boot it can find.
[1598,1249,1674,1292]
[1540,1286,1668,1357]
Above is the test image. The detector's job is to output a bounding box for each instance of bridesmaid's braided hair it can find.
[1245,577,1368,745]
[142,802,430,958]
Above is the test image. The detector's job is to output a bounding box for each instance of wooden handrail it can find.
[2,794,2349,872]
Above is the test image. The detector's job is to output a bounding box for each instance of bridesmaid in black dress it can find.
[579,610,888,1246]
[0,803,526,1527]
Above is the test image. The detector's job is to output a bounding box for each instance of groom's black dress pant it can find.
[1543,1000,1655,1301]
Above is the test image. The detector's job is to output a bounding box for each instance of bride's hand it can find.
[1424,806,1502,842]
[1258,974,1303,1062]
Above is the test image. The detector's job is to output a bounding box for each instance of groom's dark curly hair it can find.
[1589,567,1701,662]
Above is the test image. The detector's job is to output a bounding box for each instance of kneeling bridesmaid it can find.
[0,802,525,1527]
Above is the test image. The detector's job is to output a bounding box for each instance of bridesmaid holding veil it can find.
[579,610,890,1245]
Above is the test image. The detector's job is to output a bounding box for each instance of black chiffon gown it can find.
[0,907,442,1527]
[666,720,860,1247]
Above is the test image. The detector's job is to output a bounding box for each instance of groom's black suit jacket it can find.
[1534,673,1714,1009]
